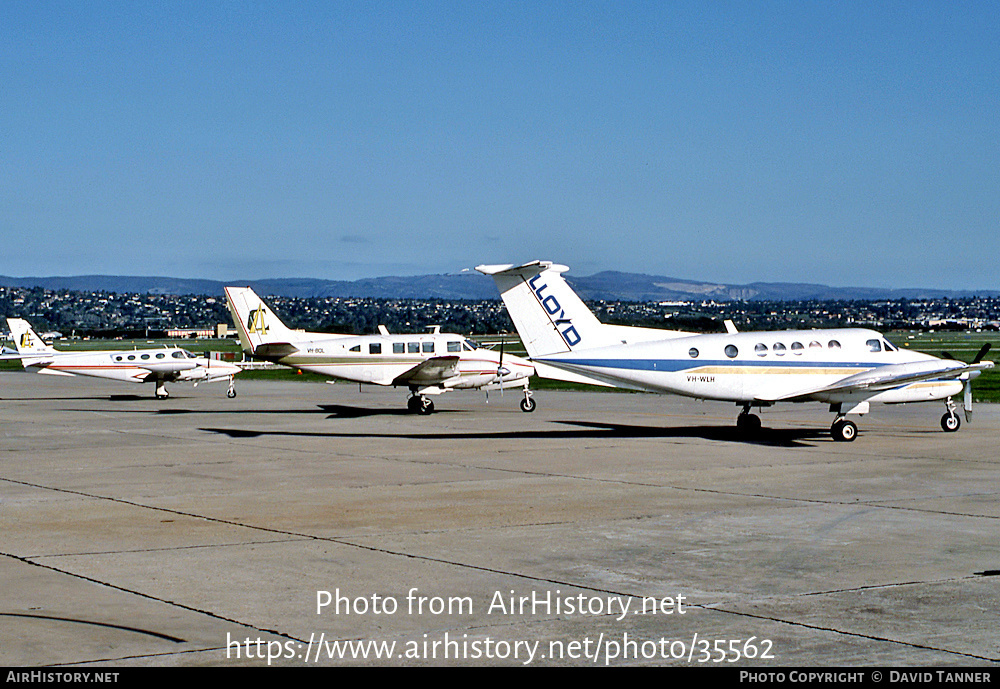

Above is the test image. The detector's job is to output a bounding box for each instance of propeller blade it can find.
[973,343,992,365]
[497,335,506,395]
[964,379,973,422]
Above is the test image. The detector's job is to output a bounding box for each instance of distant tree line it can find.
[2,286,997,339]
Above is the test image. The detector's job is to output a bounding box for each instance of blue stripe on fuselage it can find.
[535,358,882,373]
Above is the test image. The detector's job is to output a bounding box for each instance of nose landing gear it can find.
[520,389,536,413]
[941,398,960,432]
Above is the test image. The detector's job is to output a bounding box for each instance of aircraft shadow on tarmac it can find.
[48,403,451,416]
[0,612,185,643]
[200,420,831,447]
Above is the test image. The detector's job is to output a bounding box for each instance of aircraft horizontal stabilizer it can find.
[251,342,300,358]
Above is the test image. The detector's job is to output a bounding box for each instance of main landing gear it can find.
[736,404,761,435]
[227,375,237,398]
[407,393,435,415]
[830,416,858,442]
[155,380,169,399]
[737,402,859,442]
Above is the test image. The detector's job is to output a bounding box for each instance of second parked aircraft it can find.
[224,286,535,413]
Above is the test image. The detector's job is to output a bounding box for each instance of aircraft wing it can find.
[759,359,994,403]
[392,356,461,386]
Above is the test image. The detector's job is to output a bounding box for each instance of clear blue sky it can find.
[2,1,998,290]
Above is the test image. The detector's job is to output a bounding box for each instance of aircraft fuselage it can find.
[534,328,961,404]
[258,333,533,390]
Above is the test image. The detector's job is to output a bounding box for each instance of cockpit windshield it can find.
[463,339,478,352]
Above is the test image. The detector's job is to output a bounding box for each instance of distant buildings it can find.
[2,285,998,338]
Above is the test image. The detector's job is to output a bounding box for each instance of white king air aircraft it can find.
[4,318,241,398]
[224,286,536,413]
[476,261,994,441]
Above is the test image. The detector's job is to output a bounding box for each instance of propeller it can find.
[964,379,973,422]
[963,344,993,421]
[496,335,510,396]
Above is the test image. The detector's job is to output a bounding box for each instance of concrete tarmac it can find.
[1,371,998,667]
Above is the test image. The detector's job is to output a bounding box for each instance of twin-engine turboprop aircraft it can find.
[224,286,536,413]
[477,261,994,441]
[4,318,241,398]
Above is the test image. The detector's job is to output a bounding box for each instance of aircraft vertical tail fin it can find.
[6,318,57,356]
[223,287,298,354]
[475,261,611,357]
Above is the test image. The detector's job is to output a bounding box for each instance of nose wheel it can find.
[520,389,536,413]
[941,397,961,432]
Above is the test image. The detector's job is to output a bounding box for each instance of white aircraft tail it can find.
[476,262,603,357]
[223,287,299,354]
[476,261,688,358]
[6,318,57,359]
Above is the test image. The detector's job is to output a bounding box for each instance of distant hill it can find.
[1,271,996,302]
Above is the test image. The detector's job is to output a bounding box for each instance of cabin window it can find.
[422,342,434,353]
[369,343,382,355]
[447,341,461,352]
[828,340,841,349]
[393,342,405,354]
[156,353,165,359]
[867,339,882,353]
[128,355,136,361]
[791,342,804,355]
[115,356,123,361]
[688,348,699,358]
[349,345,361,352]
[809,341,822,349]
[141,354,150,360]
[408,342,420,353]
[773,343,786,356]
[755,343,768,357]
[725,345,738,358]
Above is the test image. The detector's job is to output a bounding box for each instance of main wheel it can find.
[941,412,961,432]
[520,397,536,413]
[831,418,857,442]
[736,413,761,435]
[407,396,421,413]
[419,398,435,415]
